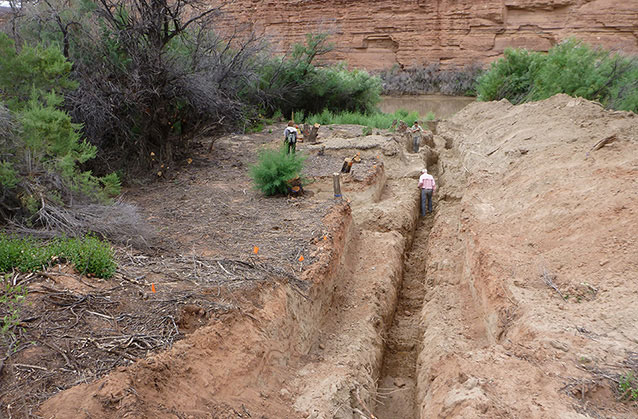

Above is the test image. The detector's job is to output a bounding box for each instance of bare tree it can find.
[64,0,263,166]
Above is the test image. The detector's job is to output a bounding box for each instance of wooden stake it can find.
[332,173,342,198]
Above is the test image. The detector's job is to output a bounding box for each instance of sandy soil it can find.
[3,94,637,419]
[416,94,638,418]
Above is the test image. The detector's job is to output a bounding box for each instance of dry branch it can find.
[486,139,509,156]
[540,266,566,300]
[585,134,617,158]
[7,200,154,248]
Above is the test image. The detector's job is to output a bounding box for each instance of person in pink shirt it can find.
[417,168,436,216]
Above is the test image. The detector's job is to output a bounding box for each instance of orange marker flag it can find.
[253,246,259,254]
[151,283,156,293]
[323,235,328,241]
[299,255,304,262]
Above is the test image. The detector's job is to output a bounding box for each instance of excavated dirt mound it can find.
[417,94,638,418]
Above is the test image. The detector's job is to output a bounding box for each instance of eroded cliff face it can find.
[219,0,638,69]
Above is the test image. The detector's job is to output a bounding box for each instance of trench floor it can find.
[374,215,433,419]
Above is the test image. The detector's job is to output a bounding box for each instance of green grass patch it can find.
[1,278,28,346]
[303,109,433,130]
[0,234,116,278]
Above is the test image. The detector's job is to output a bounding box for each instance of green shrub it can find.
[0,236,48,272]
[0,234,116,278]
[250,148,306,196]
[310,64,382,114]
[0,34,120,224]
[477,39,638,112]
[0,34,77,111]
[477,47,545,104]
[0,161,18,189]
[18,92,95,175]
[53,236,116,278]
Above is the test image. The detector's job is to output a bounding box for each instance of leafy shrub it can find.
[379,63,483,96]
[309,64,382,114]
[250,148,305,196]
[476,48,544,104]
[0,34,77,110]
[52,236,116,278]
[0,234,116,278]
[0,34,120,226]
[477,39,638,112]
[303,109,430,130]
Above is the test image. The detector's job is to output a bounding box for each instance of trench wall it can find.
[39,151,426,418]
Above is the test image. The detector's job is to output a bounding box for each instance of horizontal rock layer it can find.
[218,0,638,69]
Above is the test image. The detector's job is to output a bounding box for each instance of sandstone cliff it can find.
[219,0,638,69]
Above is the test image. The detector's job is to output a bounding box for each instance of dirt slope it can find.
[417,94,638,418]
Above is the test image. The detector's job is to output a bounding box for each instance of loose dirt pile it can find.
[417,94,638,418]
[8,94,637,419]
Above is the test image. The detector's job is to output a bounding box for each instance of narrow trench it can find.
[373,213,433,419]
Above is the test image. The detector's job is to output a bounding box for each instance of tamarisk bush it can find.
[477,39,638,112]
[250,148,305,196]
[379,63,483,96]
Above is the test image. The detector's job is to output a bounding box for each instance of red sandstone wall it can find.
[218,0,638,69]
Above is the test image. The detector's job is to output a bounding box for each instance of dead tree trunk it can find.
[307,123,320,143]
[301,124,310,139]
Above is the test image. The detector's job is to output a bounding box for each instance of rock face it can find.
[218,0,638,69]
